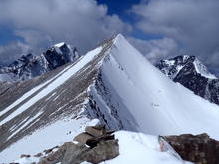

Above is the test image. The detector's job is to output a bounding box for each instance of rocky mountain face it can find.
[156,55,219,105]
[0,42,79,82]
[1,35,219,163]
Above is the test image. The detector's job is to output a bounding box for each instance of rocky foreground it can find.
[13,125,119,164]
[12,125,219,164]
[164,133,219,164]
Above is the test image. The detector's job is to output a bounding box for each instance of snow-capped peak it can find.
[156,55,217,79]
[0,42,79,82]
[54,42,65,48]
[156,55,219,105]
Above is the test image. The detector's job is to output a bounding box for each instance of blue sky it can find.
[97,0,140,19]
[97,0,162,40]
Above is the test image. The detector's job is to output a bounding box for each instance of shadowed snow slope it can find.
[92,34,219,137]
[1,34,219,163]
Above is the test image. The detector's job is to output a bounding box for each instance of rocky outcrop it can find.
[43,43,78,70]
[38,125,119,164]
[163,133,219,164]
[156,55,219,105]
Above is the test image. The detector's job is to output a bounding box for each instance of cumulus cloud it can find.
[0,0,130,58]
[0,42,31,64]
[132,0,219,68]
[128,37,178,64]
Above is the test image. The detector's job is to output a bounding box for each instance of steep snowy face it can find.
[1,35,219,163]
[156,56,219,105]
[88,35,219,138]
[0,43,79,82]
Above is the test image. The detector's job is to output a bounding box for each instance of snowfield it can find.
[103,131,192,164]
[0,117,98,162]
[97,34,219,139]
[1,34,219,163]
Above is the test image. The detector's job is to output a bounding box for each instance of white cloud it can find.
[132,0,219,68]
[0,42,31,64]
[0,0,131,55]
[128,37,178,64]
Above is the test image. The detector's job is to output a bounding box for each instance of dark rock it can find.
[61,139,119,164]
[62,143,89,164]
[43,146,59,154]
[39,142,74,164]
[20,154,31,158]
[34,152,43,157]
[73,132,94,144]
[84,139,119,164]
[85,125,106,137]
[164,133,219,164]
[39,126,119,164]
[39,139,119,164]
[86,134,115,148]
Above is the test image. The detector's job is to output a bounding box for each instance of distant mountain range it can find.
[156,55,219,105]
[0,42,79,82]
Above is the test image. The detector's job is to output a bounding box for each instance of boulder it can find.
[38,126,119,164]
[85,125,106,137]
[62,143,89,164]
[86,134,115,148]
[34,152,43,157]
[43,146,59,154]
[164,133,219,164]
[39,142,74,164]
[84,139,119,164]
[61,139,119,164]
[20,154,31,158]
[73,132,94,144]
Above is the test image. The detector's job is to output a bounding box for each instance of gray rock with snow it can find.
[39,127,119,164]
[156,55,219,105]
[0,43,79,82]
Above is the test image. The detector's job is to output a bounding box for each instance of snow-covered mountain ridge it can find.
[0,43,79,82]
[156,55,219,105]
[1,34,219,163]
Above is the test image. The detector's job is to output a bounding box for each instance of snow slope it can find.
[89,34,219,139]
[103,131,192,164]
[1,34,219,163]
